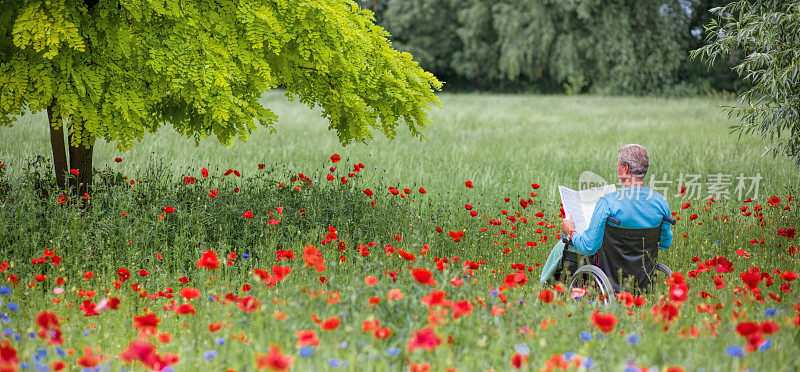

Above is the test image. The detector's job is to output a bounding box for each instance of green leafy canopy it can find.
[0,0,443,150]
[692,1,800,165]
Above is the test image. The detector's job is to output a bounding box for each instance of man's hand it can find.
[561,216,576,237]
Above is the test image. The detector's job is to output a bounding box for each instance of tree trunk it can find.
[67,133,93,202]
[47,105,68,190]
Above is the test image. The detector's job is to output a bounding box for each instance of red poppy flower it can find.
[175,303,196,315]
[116,268,131,282]
[448,230,465,242]
[531,183,540,189]
[398,249,416,262]
[374,327,392,340]
[162,206,175,213]
[242,211,254,219]
[208,323,222,332]
[330,154,341,163]
[196,251,220,270]
[364,276,378,286]
[735,249,750,258]
[133,312,160,335]
[238,296,261,313]
[180,287,201,300]
[409,363,431,372]
[295,330,320,348]
[681,202,691,209]
[302,245,326,272]
[76,346,101,368]
[419,187,426,194]
[363,189,374,197]
[451,300,473,319]
[538,289,554,303]
[465,180,473,188]
[589,310,617,333]
[407,327,442,352]
[412,268,437,286]
[255,344,294,371]
[119,340,176,371]
[69,169,79,176]
[321,316,341,331]
[201,168,209,177]
[780,271,798,281]
[511,353,529,369]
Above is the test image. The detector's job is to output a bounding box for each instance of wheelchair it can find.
[555,216,676,305]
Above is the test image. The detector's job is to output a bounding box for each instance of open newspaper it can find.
[558,184,616,234]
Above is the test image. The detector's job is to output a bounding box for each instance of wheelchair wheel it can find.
[655,263,672,277]
[568,265,616,306]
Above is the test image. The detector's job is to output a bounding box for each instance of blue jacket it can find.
[572,187,673,256]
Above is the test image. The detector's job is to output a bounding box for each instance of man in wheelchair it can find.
[539,144,675,295]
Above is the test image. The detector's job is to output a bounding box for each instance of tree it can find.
[382,0,461,85]
[0,0,442,195]
[692,1,800,165]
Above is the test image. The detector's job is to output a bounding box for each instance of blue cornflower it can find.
[55,347,66,357]
[580,332,592,341]
[6,303,18,311]
[34,363,48,372]
[19,362,30,370]
[36,349,47,358]
[708,232,713,235]
[759,339,772,352]
[564,352,575,361]
[3,328,13,337]
[0,314,9,324]
[28,332,37,339]
[242,253,250,258]
[328,358,341,368]
[204,350,218,360]
[581,357,594,369]
[716,240,722,244]
[515,344,530,355]
[490,289,500,296]
[338,341,348,349]
[725,345,745,358]
[623,365,639,372]
[0,286,10,295]
[765,308,777,317]
[299,346,314,357]
[208,296,215,302]
[216,337,225,345]
[386,347,400,355]
[341,311,348,317]
[83,330,91,336]
[597,334,604,340]
[627,334,640,346]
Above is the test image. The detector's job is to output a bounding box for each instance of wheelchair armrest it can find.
[562,236,572,246]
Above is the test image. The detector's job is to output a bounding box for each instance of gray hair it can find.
[618,144,649,178]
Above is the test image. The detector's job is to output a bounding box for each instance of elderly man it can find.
[539,144,673,290]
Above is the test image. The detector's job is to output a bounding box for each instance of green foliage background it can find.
[360,0,746,95]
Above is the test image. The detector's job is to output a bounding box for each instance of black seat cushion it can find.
[594,224,662,293]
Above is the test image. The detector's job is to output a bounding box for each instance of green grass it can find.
[0,93,798,371]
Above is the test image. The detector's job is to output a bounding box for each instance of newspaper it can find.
[558,184,616,234]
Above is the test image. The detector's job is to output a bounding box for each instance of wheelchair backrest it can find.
[596,216,673,293]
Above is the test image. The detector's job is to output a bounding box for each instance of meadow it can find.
[0,92,798,371]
